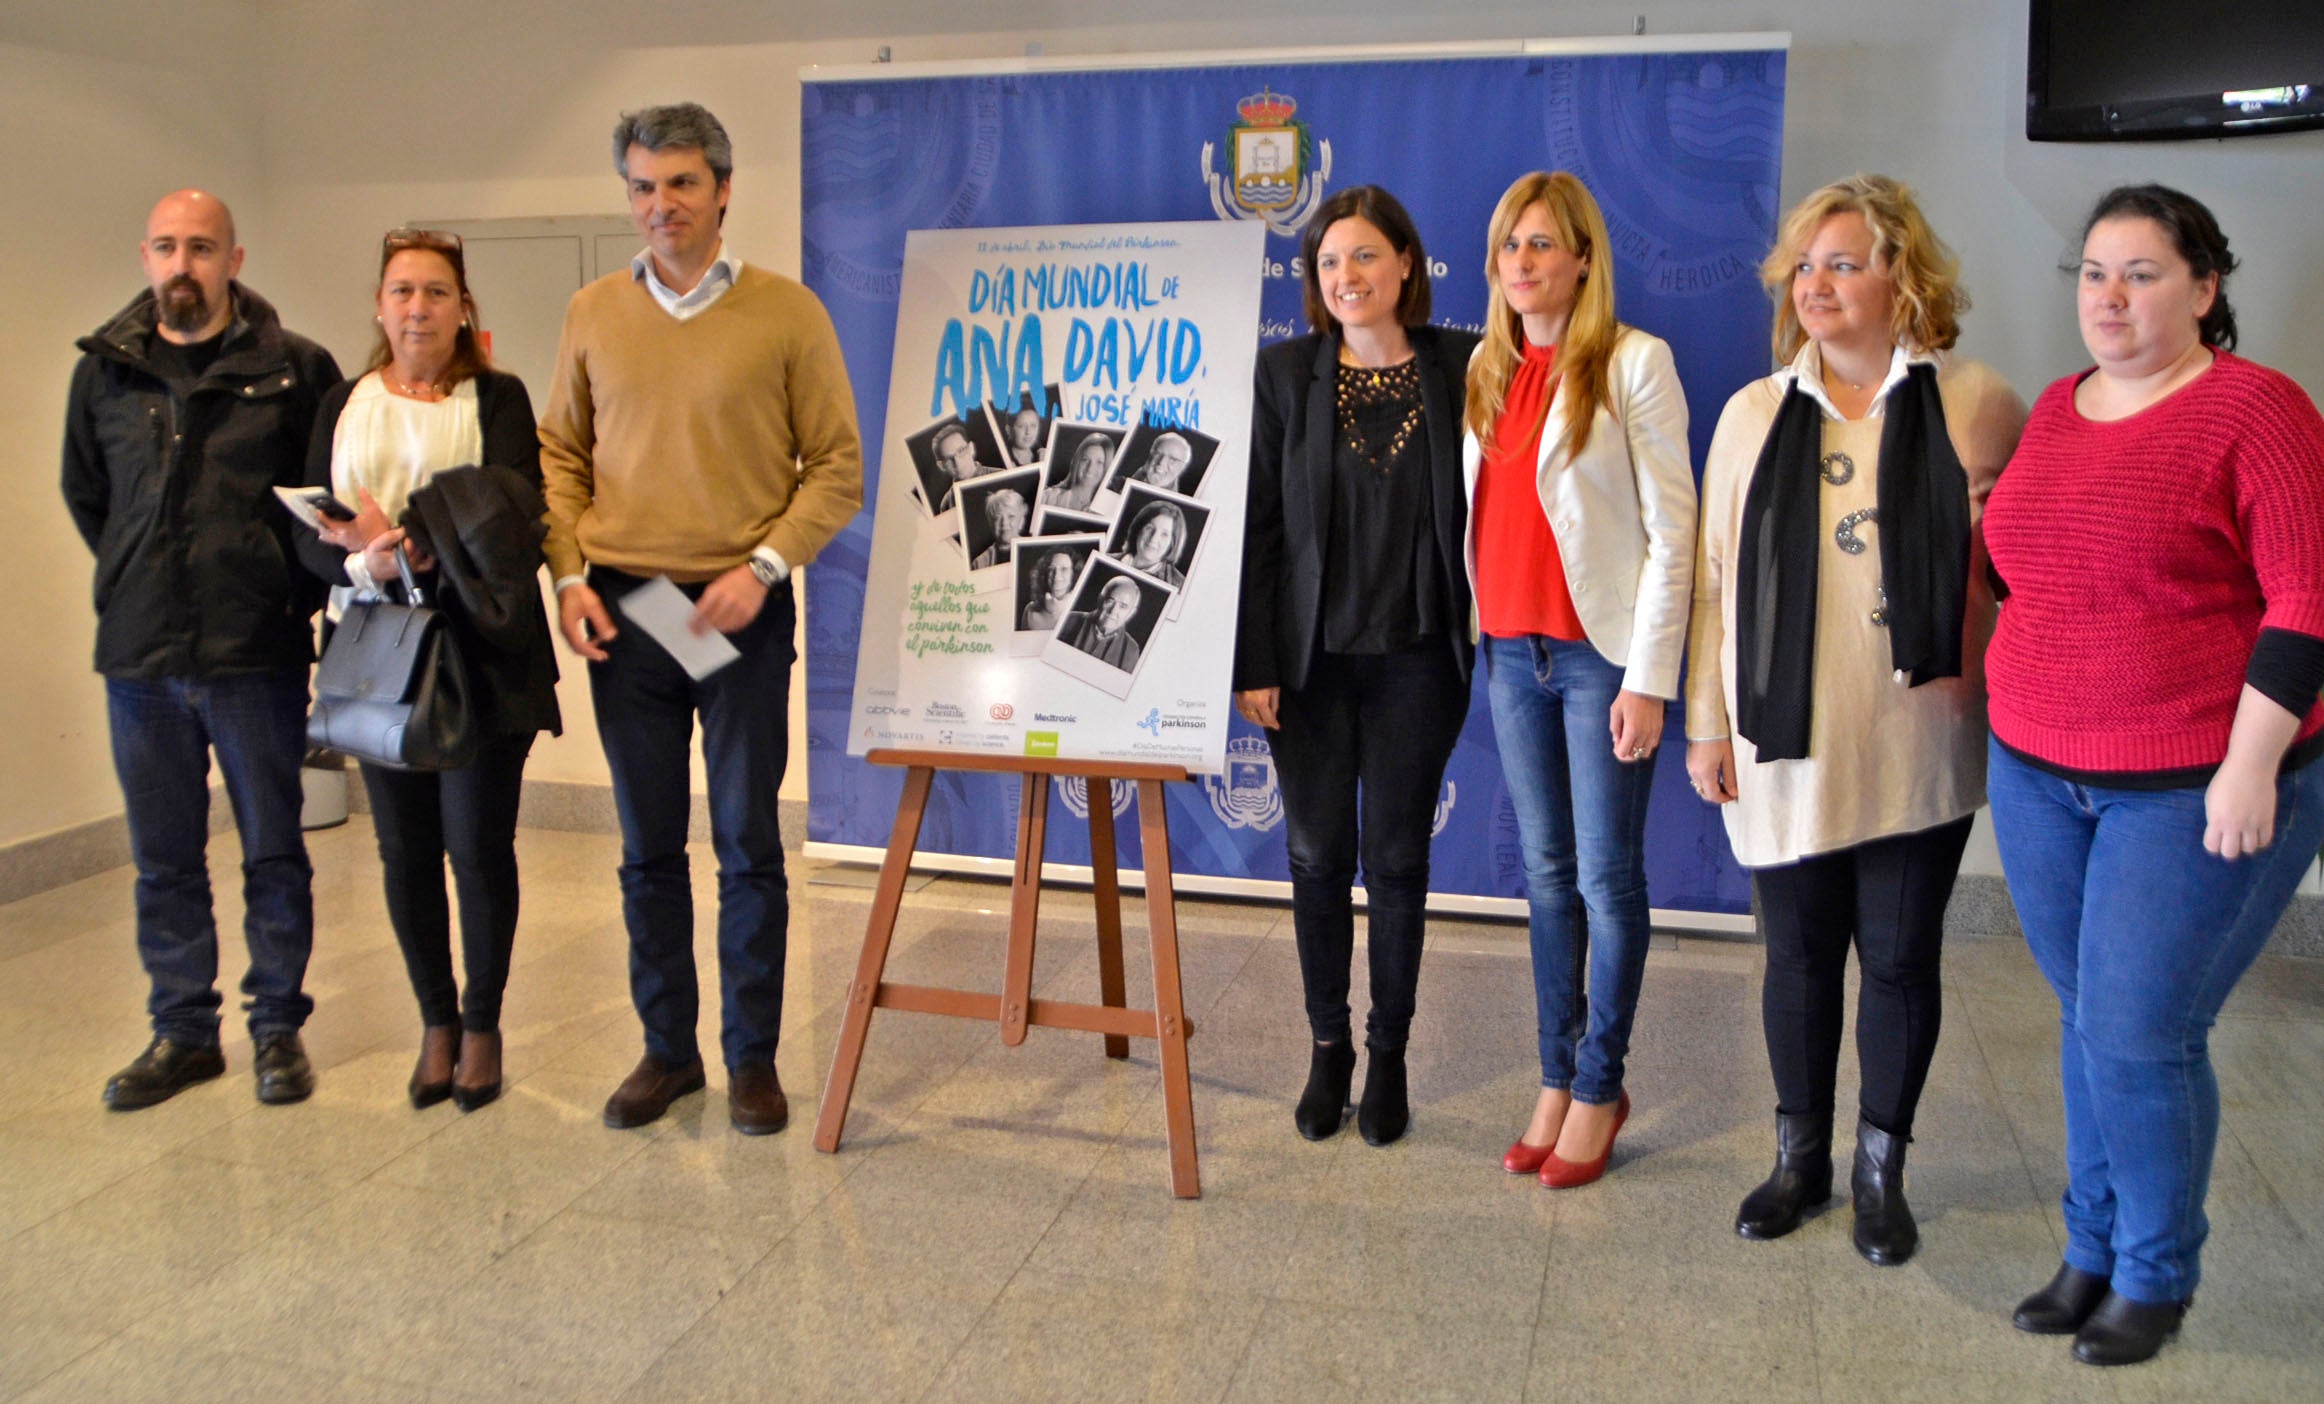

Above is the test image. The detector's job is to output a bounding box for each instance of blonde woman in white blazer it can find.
[1462,172,1695,1189]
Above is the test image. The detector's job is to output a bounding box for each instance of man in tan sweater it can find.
[538,102,862,1136]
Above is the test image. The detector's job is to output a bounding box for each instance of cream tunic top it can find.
[1685,344,2025,867]
[328,371,482,599]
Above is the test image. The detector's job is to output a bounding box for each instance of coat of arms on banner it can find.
[1201,88,1332,237]
[1202,735,1284,831]
[1056,775,1136,821]
[1432,780,1457,838]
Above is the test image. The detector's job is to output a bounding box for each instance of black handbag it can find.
[308,547,480,771]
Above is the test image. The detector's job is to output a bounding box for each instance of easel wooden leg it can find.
[813,765,934,1154]
[1138,778,1200,1199]
[999,774,1047,1047]
[1086,780,1131,1060]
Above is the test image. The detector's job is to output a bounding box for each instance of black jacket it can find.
[297,369,561,741]
[1234,325,1481,693]
[62,283,342,678]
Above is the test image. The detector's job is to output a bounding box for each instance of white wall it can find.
[8,0,2323,862]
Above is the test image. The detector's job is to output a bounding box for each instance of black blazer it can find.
[1234,325,1481,693]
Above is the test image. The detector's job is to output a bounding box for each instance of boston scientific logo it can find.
[1202,735,1285,832]
[1201,87,1333,238]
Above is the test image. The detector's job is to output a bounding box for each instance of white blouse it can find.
[329,372,483,596]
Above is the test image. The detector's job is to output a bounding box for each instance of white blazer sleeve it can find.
[1615,334,1695,699]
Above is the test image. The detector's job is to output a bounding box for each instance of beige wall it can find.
[7,0,2323,859]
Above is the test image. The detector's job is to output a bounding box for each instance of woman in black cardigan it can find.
[1234,186,1479,1146]
[297,229,560,1113]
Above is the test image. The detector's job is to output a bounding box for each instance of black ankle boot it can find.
[1850,1117,1917,1266]
[1357,1044,1408,1147]
[2013,1263,2110,1335]
[2072,1291,2189,1367]
[1735,1110,1834,1240]
[1294,1038,1356,1141]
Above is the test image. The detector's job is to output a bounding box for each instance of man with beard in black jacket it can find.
[61,189,341,1110]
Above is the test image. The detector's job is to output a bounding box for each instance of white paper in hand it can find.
[612,575,742,680]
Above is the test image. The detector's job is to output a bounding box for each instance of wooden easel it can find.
[812,748,1201,1198]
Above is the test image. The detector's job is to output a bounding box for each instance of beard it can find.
[157,276,213,334]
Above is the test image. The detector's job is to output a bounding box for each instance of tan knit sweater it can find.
[538,265,863,582]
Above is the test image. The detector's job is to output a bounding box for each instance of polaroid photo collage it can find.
[900,385,1222,699]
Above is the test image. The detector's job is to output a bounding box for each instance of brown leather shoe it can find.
[602,1054,706,1129]
[728,1062,789,1136]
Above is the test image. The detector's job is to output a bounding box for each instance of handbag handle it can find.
[392,541,426,607]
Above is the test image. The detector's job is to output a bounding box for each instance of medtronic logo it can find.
[1432,780,1458,838]
[989,703,1015,721]
[1056,775,1135,820]
[1202,736,1284,832]
[1201,88,1333,237]
[1137,708,1163,738]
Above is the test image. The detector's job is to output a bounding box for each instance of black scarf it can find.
[1733,361,1969,762]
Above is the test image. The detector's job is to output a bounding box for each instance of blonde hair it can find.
[1464,172,1620,458]
[1763,173,1966,361]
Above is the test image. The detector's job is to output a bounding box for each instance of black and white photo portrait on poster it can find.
[1010,534,1101,656]
[1042,556,1173,699]
[905,413,1003,516]
[1040,423,1120,513]
[987,383,1062,469]
[1031,504,1111,539]
[958,466,1042,582]
[1103,482,1212,618]
[1102,421,1220,503]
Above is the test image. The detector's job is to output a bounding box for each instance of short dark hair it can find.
[1298,184,1432,333]
[613,103,734,184]
[2077,183,2239,351]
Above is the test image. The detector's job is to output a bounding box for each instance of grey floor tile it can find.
[1225,1299,1533,1402]
[927,1268,1264,1404]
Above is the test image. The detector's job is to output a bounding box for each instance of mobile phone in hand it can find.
[311,492,357,521]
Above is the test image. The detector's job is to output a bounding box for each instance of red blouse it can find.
[1474,343,1585,641]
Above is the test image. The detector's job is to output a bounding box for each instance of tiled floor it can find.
[2,817,2320,1402]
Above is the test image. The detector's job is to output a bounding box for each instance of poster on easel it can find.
[847,220,1267,775]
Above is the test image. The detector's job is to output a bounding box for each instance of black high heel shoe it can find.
[450,1029,503,1113]
[2013,1263,2110,1335]
[1356,1044,1408,1147]
[408,1025,458,1110]
[1294,1038,1355,1141]
[2072,1291,2189,1367]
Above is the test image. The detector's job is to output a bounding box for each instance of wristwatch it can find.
[747,553,783,588]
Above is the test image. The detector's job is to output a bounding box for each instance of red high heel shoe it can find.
[1503,1137,1556,1175]
[1539,1092,1630,1189]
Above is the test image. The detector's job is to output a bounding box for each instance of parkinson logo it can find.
[1136,707,1164,738]
[1432,780,1458,838]
[989,703,1015,721]
[1201,735,1284,832]
[1055,776,1136,821]
[1201,88,1333,237]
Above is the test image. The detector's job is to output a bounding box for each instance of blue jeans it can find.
[1484,636,1655,1104]
[1987,738,2324,1305]
[589,569,794,1071]
[106,670,314,1043]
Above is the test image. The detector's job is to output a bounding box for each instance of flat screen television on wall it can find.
[2027,0,2324,140]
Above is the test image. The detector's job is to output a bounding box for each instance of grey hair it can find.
[984,488,1028,525]
[612,103,734,183]
[1101,577,1141,604]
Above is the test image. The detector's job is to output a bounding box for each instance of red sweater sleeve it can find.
[2234,369,2324,641]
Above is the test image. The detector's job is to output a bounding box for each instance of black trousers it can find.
[1749,815,1974,1138]
[1268,646,1470,1050]
[360,732,534,1033]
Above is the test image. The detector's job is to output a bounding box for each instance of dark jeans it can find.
[106,670,314,1043]
[588,568,794,1071]
[360,733,534,1033]
[1484,635,1657,1105]
[1749,815,1974,1139]
[1268,646,1470,1050]
[1987,739,2324,1304]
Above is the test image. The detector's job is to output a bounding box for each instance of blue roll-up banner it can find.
[801,39,1786,922]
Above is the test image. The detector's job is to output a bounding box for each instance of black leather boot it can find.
[1850,1117,1917,1266]
[2072,1291,2189,1366]
[2013,1263,2110,1335]
[1735,1110,1834,1240]
[1356,1044,1408,1147]
[1294,1038,1356,1141]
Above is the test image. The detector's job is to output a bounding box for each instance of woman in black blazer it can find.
[297,229,560,1114]
[1234,186,1480,1147]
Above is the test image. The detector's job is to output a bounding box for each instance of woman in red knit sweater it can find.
[1984,184,2324,1368]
